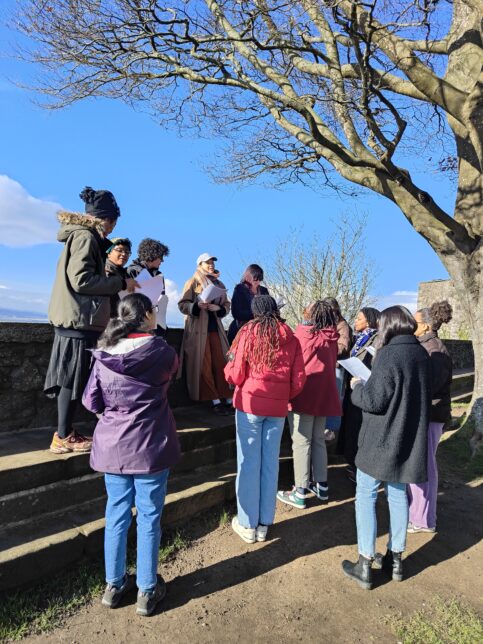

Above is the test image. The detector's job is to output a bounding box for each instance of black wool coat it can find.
[227,283,270,344]
[351,334,431,484]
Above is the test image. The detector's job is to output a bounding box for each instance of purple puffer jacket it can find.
[82,335,181,474]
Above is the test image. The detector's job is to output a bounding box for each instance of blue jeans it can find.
[355,469,408,558]
[104,470,169,592]
[235,411,285,529]
[325,367,345,431]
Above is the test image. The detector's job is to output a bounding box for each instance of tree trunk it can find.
[443,241,483,441]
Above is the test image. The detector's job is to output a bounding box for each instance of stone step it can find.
[0,407,235,496]
[0,457,292,592]
[451,368,474,394]
[0,438,237,525]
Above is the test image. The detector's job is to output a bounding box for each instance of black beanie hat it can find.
[79,186,121,220]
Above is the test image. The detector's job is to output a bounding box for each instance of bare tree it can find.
[13,0,483,437]
[263,216,373,328]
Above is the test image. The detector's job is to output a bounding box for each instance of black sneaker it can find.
[101,574,136,608]
[136,576,167,616]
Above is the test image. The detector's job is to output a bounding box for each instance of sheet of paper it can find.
[120,274,165,305]
[136,268,152,282]
[199,283,227,303]
[276,298,286,309]
[366,345,376,356]
[338,357,371,382]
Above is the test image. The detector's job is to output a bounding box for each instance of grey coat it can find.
[352,334,431,484]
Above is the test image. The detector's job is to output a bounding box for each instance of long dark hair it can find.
[323,297,342,323]
[360,306,381,330]
[98,293,153,349]
[418,300,453,334]
[377,306,417,348]
[311,300,337,333]
[231,295,282,372]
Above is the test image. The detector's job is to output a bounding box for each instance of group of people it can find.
[43,186,454,615]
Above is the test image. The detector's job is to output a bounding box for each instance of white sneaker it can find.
[232,516,256,543]
[255,525,268,542]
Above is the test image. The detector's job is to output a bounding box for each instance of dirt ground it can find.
[24,462,483,644]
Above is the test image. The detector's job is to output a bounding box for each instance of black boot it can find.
[341,555,373,590]
[374,550,403,582]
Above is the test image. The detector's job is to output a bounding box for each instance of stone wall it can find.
[418,279,471,340]
[0,322,474,433]
[0,323,191,432]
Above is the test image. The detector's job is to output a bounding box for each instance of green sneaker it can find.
[277,488,306,509]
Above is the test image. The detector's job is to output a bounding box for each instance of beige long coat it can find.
[177,276,231,400]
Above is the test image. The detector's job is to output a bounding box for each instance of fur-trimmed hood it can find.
[56,210,105,242]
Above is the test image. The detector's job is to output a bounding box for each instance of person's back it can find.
[353,334,431,483]
[85,334,179,474]
[82,294,180,617]
[278,301,340,509]
[227,317,305,417]
[224,295,305,544]
[342,306,432,590]
[290,322,341,417]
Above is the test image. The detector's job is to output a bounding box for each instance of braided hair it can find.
[323,297,342,323]
[311,300,338,333]
[231,295,283,373]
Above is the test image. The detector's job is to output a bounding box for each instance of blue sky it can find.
[0,2,452,325]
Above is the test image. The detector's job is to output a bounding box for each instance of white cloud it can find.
[165,278,185,327]
[0,175,61,247]
[375,290,418,313]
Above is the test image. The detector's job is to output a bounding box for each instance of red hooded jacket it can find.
[224,321,306,417]
[289,323,341,417]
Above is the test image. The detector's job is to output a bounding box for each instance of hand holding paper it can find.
[199,283,227,303]
[339,357,371,382]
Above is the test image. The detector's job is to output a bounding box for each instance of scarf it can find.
[351,327,376,357]
[193,267,221,292]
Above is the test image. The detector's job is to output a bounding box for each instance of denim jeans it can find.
[235,410,285,529]
[104,470,169,592]
[355,469,408,558]
[325,367,345,432]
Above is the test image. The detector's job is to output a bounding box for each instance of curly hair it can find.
[137,238,170,263]
[231,295,283,372]
[418,300,453,333]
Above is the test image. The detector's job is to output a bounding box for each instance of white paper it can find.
[338,357,371,382]
[120,274,165,305]
[136,268,152,282]
[199,283,227,303]
[276,298,286,309]
[366,345,376,356]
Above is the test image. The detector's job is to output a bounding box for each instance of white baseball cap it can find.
[197,253,218,265]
